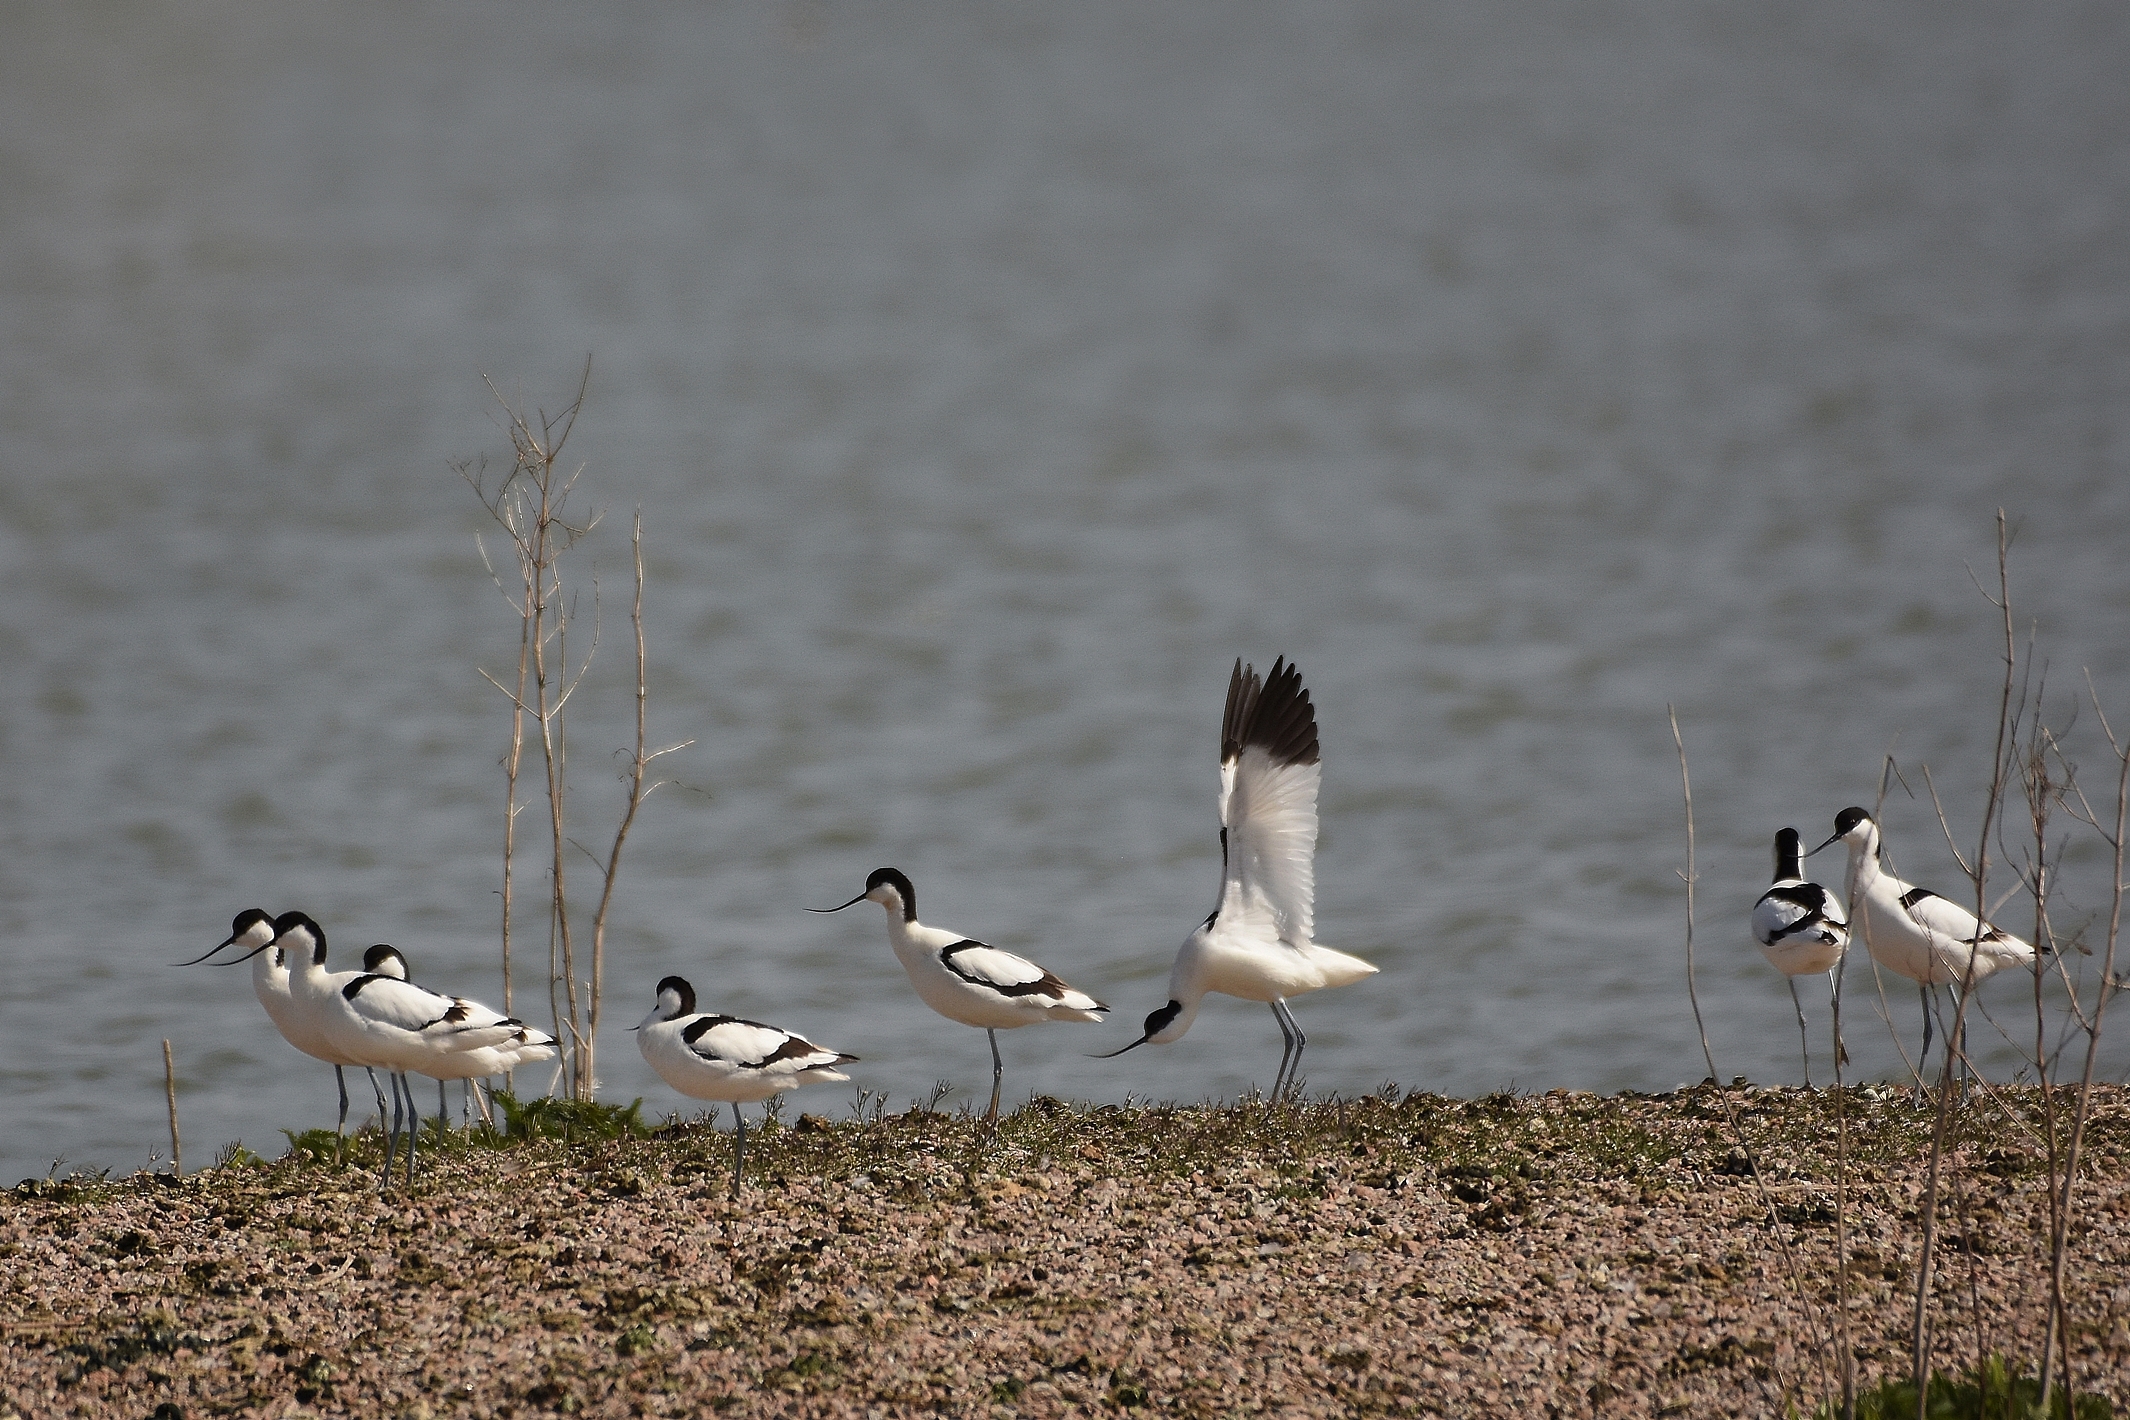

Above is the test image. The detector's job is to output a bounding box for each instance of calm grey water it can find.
[2,3,2128,1184]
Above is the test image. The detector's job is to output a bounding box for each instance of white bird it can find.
[1810,806,2040,1071]
[178,908,389,1142]
[265,911,542,1189]
[1101,657,1377,1100]
[810,867,1107,1121]
[359,945,554,1130]
[636,975,856,1193]
[1751,827,1850,1086]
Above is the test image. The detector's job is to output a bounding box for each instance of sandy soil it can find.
[2,1086,2126,1418]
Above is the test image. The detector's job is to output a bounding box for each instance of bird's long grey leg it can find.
[335,1066,350,1137]
[1788,978,1812,1089]
[986,1028,1004,1124]
[1280,1000,1307,1101]
[380,1072,402,1193]
[1267,1002,1294,1100]
[1269,1001,1306,1102]
[731,1103,746,1197]
[366,1068,388,1126]
[403,1074,418,1189]
[438,1079,449,1134]
[1918,983,1935,1077]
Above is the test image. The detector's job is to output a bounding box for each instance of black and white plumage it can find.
[180,909,395,1144]
[1101,657,1377,1100]
[636,976,856,1194]
[1750,827,1850,1086]
[1811,806,2040,1071]
[359,945,554,1129]
[261,911,547,1189]
[810,867,1107,1121]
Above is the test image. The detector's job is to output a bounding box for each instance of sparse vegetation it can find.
[2,1089,2125,1417]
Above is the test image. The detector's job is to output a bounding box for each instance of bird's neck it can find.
[1846,838,1883,899]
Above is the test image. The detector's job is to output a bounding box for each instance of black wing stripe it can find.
[940,941,1075,1000]
[680,1013,852,1069]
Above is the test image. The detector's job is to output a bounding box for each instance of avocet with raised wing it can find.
[1751,827,1850,1086]
[1811,805,2039,1070]
[1101,657,1377,1099]
[637,976,856,1193]
[810,867,1107,1121]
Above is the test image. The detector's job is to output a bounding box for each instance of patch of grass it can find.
[1823,1354,2121,1420]
[1820,1355,2113,1419]
[478,1091,652,1145]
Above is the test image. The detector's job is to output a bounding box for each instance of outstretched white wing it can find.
[1216,657,1321,948]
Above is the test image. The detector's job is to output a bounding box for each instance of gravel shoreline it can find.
[3,1086,2126,1418]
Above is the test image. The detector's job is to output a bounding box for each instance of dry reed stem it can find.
[1907,513,2019,1407]
[2035,679,2130,1408]
[161,1040,180,1178]
[462,366,684,1103]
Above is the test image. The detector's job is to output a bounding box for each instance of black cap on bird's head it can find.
[636,975,697,1031]
[1092,1000,1185,1060]
[808,867,917,923]
[362,944,409,980]
[268,911,326,963]
[1808,806,1875,858]
[174,906,277,967]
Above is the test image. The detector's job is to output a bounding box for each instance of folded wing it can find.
[682,1015,856,1080]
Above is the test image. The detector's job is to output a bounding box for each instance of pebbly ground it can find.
[2,1086,2127,1418]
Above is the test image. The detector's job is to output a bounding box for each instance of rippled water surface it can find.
[3,3,2129,1182]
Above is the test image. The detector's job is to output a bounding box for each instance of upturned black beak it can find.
[228,939,279,964]
[1091,1036,1151,1060]
[1805,830,1842,857]
[172,933,241,968]
[806,891,870,914]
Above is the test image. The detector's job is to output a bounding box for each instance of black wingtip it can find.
[1224,655,1318,766]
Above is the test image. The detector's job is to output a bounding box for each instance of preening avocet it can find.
[177,908,388,1140]
[809,867,1107,1121]
[1810,806,2040,1071]
[636,976,856,1193]
[1751,827,1850,1087]
[262,911,542,1189]
[1100,657,1377,1100]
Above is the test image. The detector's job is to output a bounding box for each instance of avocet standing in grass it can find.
[1751,827,1850,1087]
[360,945,555,1130]
[636,976,856,1194]
[1100,658,1377,1100]
[809,868,1108,1121]
[177,908,389,1141]
[261,911,543,1189]
[1810,806,2040,1072]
